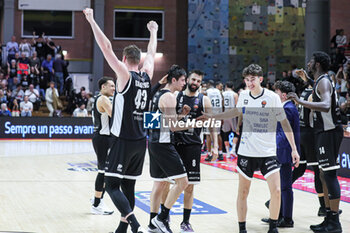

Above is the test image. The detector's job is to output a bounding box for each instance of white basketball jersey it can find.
[206,87,222,113]
[223,90,236,109]
[236,89,286,157]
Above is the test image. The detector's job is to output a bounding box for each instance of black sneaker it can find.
[218,153,224,161]
[267,228,279,233]
[317,207,327,217]
[277,218,294,228]
[312,219,342,233]
[204,154,213,161]
[311,213,329,231]
[261,218,269,223]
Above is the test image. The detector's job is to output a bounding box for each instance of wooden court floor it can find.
[0,140,348,233]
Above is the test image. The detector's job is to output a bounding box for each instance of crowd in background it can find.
[0,31,349,119]
[0,33,95,117]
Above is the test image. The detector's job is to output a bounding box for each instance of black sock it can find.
[93,197,101,207]
[101,188,106,199]
[160,204,165,212]
[115,221,128,233]
[158,206,170,221]
[330,211,340,222]
[126,214,140,233]
[183,208,192,223]
[318,196,325,208]
[238,222,246,231]
[269,219,278,230]
[150,212,157,226]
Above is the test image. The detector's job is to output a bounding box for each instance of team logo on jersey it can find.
[117,164,123,172]
[244,99,248,105]
[261,100,267,108]
[194,98,200,105]
[144,110,161,129]
[240,158,248,168]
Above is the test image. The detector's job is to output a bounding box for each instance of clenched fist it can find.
[83,8,94,23]
[147,21,158,32]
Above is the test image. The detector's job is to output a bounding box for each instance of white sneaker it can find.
[91,199,114,215]
[137,227,147,233]
[151,216,173,233]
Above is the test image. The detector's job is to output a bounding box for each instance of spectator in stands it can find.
[41,54,54,82]
[86,92,94,115]
[332,48,347,71]
[45,81,59,117]
[11,77,20,91]
[14,52,20,63]
[336,67,348,105]
[0,103,11,117]
[32,32,47,62]
[20,95,33,117]
[46,38,57,57]
[25,84,40,111]
[30,51,41,68]
[331,29,340,48]
[6,35,19,64]
[0,89,7,104]
[19,38,31,57]
[29,66,40,90]
[336,29,347,48]
[11,99,20,117]
[73,103,88,117]
[53,54,65,95]
[20,75,30,90]
[7,59,17,89]
[12,84,24,103]
[75,88,88,107]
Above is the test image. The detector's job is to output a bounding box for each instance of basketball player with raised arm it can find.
[91,77,115,215]
[199,64,300,233]
[84,8,158,233]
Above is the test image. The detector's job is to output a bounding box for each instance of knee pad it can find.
[323,170,341,200]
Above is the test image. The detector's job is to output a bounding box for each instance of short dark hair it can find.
[189,69,204,77]
[123,45,141,65]
[275,81,295,94]
[98,77,114,90]
[167,65,187,83]
[312,51,330,72]
[225,81,234,89]
[215,81,223,86]
[242,64,263,77]
[208,80,215,87]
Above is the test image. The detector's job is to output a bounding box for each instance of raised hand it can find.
[83,8,94,23]
[147,21,158,32]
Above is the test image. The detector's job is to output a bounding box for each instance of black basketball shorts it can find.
[175,144,202,184]
[104,136,146,180]
[149,142,187,181]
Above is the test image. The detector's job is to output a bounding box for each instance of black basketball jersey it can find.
[312,74,341,133]
[110,71,151,140]
[174,91,204,145]
[298,88,313,128]
[92,95,110,135]
[148,89,173,144]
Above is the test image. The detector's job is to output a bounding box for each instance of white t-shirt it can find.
[236,88,286,157]
[206,87,222,113]
[73,108,88,117]
[24,89,39,103]
[20,101,33,112]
